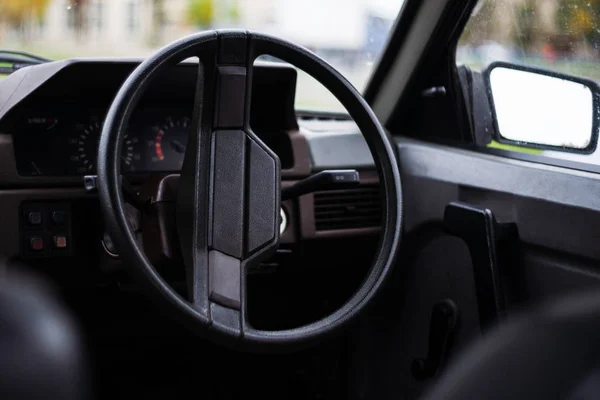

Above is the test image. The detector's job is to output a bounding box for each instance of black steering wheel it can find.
[97,30,402,351]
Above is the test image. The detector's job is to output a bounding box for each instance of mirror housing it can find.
[484,61,600,154]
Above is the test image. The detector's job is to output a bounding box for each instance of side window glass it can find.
[457,0,600,166]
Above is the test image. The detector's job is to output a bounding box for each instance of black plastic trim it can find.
[301,127,600,212]
[397,138,600,212]
[304,124,600,177]
[363,0,420,103]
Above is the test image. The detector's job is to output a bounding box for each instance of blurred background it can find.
[6,1,600,111]
[0,0,404,110]
[458,0,600,80]
[456,0,600,163]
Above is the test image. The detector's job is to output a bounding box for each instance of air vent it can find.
[314,185,382,231]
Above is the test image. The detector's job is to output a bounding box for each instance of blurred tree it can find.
[0,0,50,26]
[556,0,600,53]
[0,0,50,41]
[187,0,214,27]
[229,0,241,24]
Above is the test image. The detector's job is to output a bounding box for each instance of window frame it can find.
[451,1,600,175]
[367,0,600,177]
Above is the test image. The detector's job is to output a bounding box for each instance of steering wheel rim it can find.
[97,29,402,351]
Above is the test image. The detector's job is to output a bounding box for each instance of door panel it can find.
[399,138,600,260]
[349,136,600,400]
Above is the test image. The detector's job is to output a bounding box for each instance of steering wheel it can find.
[97,30,402,351]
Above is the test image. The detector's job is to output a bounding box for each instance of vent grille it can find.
[314,185,382,231]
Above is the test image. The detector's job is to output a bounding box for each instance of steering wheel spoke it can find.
[176,31,280,332]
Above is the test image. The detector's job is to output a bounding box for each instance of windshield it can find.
[0,0,405,111]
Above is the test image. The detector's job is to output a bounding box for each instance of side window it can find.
[456,0,600,166]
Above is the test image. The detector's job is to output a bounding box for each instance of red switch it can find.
[29,237,44,251]
[53,236,67,249]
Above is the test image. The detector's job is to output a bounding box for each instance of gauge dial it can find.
[121,133,140,172]
[68,120,141,174]
[70,121,101,174]
[147,117,190,171]
[17,116,62,176]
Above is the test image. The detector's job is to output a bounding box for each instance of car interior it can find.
[2,0,600,399]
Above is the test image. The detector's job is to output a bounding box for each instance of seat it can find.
[3,263,600,399]
[421,290,600,400]
[0,268,88,400]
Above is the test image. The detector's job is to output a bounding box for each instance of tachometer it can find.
[147,116,190,171]
[121,133,140,172]
[71,121,101,173]
[68,120,141,174]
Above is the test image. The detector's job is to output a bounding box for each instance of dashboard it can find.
[13,106,191,176]
[0,58,380,266]
[0,59,300,177]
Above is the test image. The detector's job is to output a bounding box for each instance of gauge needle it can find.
[31,161,41,174]
[171,140,185,153]
[47,119,58,130]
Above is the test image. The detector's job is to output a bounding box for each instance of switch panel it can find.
[20,202,72,258]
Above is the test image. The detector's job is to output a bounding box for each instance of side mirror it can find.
[484,61,599,153]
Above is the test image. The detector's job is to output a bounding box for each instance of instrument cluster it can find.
[13,107,192,176]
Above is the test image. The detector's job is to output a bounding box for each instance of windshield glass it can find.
[0,0,405,111]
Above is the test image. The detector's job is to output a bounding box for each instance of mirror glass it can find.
[489,67,595,150]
